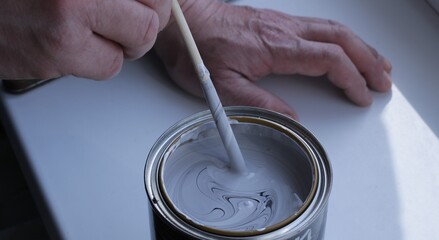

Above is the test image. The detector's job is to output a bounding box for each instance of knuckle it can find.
[139,12,159,48]
[85,51,124,80]
[368,45,379,58]
[327,19,353,40]
[45,25,75,52]
[322,44,345,63]
[100,52,124,80]
[323,45,364,90]
[145,0,160,9]
[40,8,85,56]
[137,0,171,34]
[122,11,159,58]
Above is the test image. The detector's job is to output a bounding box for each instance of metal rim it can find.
[145,106,332,239]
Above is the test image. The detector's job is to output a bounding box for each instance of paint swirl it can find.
[162,122,307,232]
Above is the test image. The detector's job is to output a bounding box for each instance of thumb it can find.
[215,76,299,120]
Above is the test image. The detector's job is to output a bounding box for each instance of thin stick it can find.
[171,0,246,173]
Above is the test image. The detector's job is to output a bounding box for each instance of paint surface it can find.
[162,122,308,232]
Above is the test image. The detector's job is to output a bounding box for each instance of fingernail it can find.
[383,71,393,90]
[365,90,373,105]
[359,88,373,106]
[383,58,392,73]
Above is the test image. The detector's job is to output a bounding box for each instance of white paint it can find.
[162,122,308,232]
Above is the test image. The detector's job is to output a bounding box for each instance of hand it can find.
[154,0,392,119]
[0,0,172,80]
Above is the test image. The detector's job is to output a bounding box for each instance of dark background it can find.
[0,121,50,239]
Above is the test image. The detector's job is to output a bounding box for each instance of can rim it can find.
[144,106,332,239]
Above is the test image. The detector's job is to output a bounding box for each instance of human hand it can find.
[154,0,392,119]
[0,0,172,80]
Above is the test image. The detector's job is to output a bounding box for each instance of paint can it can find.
[144,106,332,240]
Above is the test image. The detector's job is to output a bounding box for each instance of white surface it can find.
[1,0,439,239]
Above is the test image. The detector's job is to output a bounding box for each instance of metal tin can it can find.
[144,106,332,240]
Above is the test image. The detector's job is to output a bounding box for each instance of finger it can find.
[89,0,160,59]
[137,0,172,31]
[62,34,124,80]
[214,74,298,120]
[299,19,392,92]
[271,39,372,106]
[296,16,392,72]
[383,57,392,73]
[363,41,393,73]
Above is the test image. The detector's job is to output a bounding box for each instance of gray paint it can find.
[162,122,311,232]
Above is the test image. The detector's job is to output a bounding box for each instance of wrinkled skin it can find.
[0,0,392,119]
[0,0,172,80]
[154,0,392,119]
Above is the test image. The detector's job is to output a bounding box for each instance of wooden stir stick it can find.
[171,0,247,173]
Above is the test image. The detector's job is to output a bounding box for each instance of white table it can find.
[1,0,438,239]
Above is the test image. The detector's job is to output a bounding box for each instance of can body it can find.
[144,107,332,240]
